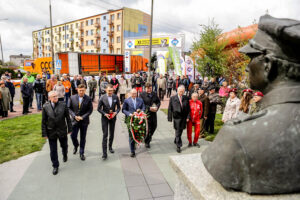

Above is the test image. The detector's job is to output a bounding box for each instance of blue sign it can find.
[127,41,133,48]
[171,38,179,46]
[56,59,62,70]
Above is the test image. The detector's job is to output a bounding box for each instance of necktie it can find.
[133,98,136,110]
[179,96,183,107]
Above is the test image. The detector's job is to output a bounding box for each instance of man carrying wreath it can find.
[122,89,145,157]
[97,84,121,160]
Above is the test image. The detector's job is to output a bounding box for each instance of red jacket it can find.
[189,100,203,122]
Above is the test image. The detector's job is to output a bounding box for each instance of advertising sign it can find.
[156,51,168,75]
[168,47,182,76]
[134,37,169,48]
[124,50,131,72]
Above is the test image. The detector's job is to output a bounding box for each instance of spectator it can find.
[238,89,253,116]
[222,88,241,123]
[194,76,202,85]
[42,75,48,104]
[16,70,23,79]
[152,73,158,92]
[62,74,71,105]
[118,75,127,104]
[5,77,16,112]
[100,77,109,95]
[209,77,219,92]
[0,80,11,118]
[189,84,200,98]
[53,79,65,101]
[167,76,174,98]
[22,71,35,109]
[110,73,119,94]
[198,87,210,137]
[133,73,143,95]
[249,91,264,115]
[46,75,57,93]
[78,75,87,87]
[219,81,230,113]
[157,74,166,101]
[21,77,31,115]
[201,77,210,93]
[71,75,80,95]
[173,75,181,91]
[206,87,222,134]
[33,74,45,111]
[88,75,97,101]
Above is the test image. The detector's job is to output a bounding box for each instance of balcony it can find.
[80,35,84,40]
[109,42,113,49]
[94,22,101,29]
[108,19,114,26]
[79,26,84,32]
[107,31,114,37]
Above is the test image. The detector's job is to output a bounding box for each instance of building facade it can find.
[9,54,31,66]
[32,7,150,59]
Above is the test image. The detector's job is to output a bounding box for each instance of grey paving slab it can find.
[154,196,174,200]
[149,183,174,198]
[127,185,153,200]
[144,172,166,185]
[124,175,147,187]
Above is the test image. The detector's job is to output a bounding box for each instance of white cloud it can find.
[0,0,299,61]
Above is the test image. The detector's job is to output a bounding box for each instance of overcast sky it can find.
[0,0,299,61]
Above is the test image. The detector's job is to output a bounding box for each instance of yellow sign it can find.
[134,37,169,47]
[24,57,53,74]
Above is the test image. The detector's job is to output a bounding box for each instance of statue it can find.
[202,15,300,194]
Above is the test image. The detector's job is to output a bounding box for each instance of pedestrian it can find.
[201,77,210,93]
[122,89,145,157]
[97,84,121,160]
[62,74,71,105]
[157,74,166,101]
[187,93,203,147]
[53,79,65,101]
[78,75,87,88]
[71,75,80,95]
[68,84,93,161]
[166,76,174,98]
[219,81,230,113]
[206,87,222,134]
[16,70,23,79]
[182,76,190,94]
[42,91,72,175]
[222,88,241,123]
[198,87,209,137]
[20,77,31,115]
[46,75,57,94]
[238,89,253,116]
[118,75,127,104]
[5,77,16,112]
[100,77,109,95]
[42,75,48,104]
[209,77,219,92]
[110,73,119,94]
[168,85,190,153]
[0,80,11,118]
[140,83,161,148]
[194,76,202,85]
[88,75,97,101]
[152,73,158,92]
[189,84,200,98]
[133,73,143,95]
[33,74,44,111]
[22,71,35,109]
[173,75,181,91]
[249,91,264,115]
[142,73,148,90]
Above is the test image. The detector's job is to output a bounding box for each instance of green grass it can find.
[0,114,46,164]
[160,109,223,142]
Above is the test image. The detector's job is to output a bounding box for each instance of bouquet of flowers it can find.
[125,109,148,145]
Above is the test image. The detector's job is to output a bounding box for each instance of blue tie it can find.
[133,98,136,110]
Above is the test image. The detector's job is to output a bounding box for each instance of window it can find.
[96,18,100,23]
[117,36,120,43]
[67,43,69,48]
[76,32,78,38]
[63,26,65,31]
[91,40,94,45]
[86,31,88,36]
[117,13,121,19]
[111,38,114,43]
[86,20,88,26]
[111,49,114,54]
[103,38,106,42]
[66,34,69,39]
[117,25,121,31]
[91,30,94,35]
[103,27,106,31]
[76,23,78,28]
[91,19,94,25]
[117,48,121,54]
[111,26,114,31]
[71,24,73,29]
[91,50,94,53]
[66,25,69,30]
[86,41,88,46]
[111,14,115,21]
[103,16,106,20]
[103,49,106,53]
[59,27,61,31]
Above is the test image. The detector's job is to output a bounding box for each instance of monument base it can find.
[170,153,300,200]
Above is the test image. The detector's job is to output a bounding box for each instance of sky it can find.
[0,0,300,62]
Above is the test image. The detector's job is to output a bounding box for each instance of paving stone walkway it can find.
[5,108,210,200]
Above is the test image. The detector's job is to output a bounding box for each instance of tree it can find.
[192,19,228,78]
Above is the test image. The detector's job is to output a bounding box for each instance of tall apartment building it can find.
[32,7,150,59]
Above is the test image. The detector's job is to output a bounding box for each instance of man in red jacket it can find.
[187,93,203,147]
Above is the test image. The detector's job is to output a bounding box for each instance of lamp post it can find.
[49,0,55,73]
[0,18,8,64]
[148,0,154,83]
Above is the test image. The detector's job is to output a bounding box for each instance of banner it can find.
[185,55,194,82]
[169,47,182,76]
[134,37,169,48]
[124,50,131,72]
[156,51,168,75]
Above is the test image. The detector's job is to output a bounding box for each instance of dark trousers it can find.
[167,88,172,98]
[22,96,30,114]
[65,92,70,105]
[48,136,68,168]
[10,96,14,111]
[89,89,95,101]
[43,91,48,105]
[29,92,34,107]
[145,114,157,145]
[2,111,8,117]
[120,94,125,104]
[101,117,116,155]
[200,118,206,136]
[206,113,216,134]
[129,137,135,153]
[174,129,183,148]
[71,123,88,155]
[158,88,165,101]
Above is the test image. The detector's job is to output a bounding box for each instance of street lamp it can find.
[0,18,8,64]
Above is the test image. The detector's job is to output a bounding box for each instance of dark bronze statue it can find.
[202,15,300,194]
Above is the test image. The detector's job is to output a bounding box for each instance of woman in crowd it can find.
[219,81,230,113]
[118,75,127,104]
[166,76,174,98]
[53,78,65,101]
[222,88,241,123]
[238,89,253,116]
[0,80,12,118]
[110,73,119,94]
[100,77,109,95]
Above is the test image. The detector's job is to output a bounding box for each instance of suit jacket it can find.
[168,95,190,130]
[97,94,121,120]
[71,79,81,94]
[68,94,93,126]
[122,97,145,117]
[199,94,210,118]
[140,91,160,119]
[21,83,31,98]
[42,101,72,139]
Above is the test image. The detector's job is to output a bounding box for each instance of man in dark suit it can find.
[140,83,160,148]
[122,89,145,157]
[71,75,80,95]
[5,77,16,112]
[42,91,72,175]
[97,84,121,160]
[168,85,190,153]
[20,77,31,115]
[68,84,93,161]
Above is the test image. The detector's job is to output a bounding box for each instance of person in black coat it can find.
[168,85,190,153]
[71,75,80,95]
[20,77,31,115]
[68,84,93,161]
[140,83,161,148]
[5,77,16,112]
[42,91,72,175]
[110,73,119,94]
[97,84,121,160]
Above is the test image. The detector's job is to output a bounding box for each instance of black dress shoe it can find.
[27,111,32,113]
[80,154,86,161]
[177,147,181,153]
[188,143,192,147]
[102,154,107,160]
[109,148,115,154]
[193,143,200,148]
[10,110,16,112]
[63,155,68,162]
[52,167,59,175]
[73,147,78,155]
[130,152,136,158]
[145,143,150,148]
